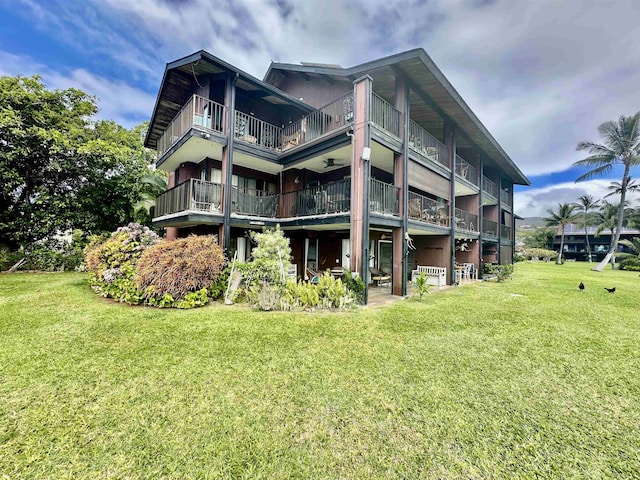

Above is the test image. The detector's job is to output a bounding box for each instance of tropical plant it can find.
[133,172,169,225]
[592,201,632,263]
[604,178,639,198]
[414,272,431,299]
[574,113,640,270]
[572,195,600,262]
[544,203,578,264]
[484,263,514,282]
[615,237,640,271]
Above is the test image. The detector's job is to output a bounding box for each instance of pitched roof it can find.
[265,48,530,186]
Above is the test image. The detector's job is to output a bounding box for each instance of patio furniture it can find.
[411,266,446,286]
[370,267,391,286]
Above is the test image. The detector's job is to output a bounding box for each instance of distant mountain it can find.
[516,217,546,230]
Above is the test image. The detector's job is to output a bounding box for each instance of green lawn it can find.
[1,262,639,479]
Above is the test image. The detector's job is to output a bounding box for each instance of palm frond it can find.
[575,164,613,182]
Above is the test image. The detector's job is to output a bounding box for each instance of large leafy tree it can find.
[0,76,157,249]
[573,113,640,270]
[572,195,600,262]
[544,203,577,264]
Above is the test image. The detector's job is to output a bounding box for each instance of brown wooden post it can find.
[445,121,457,284]
[219,73,238,250]
[392,74,409,296]
[350,75,372,297]
[165,171,178,241]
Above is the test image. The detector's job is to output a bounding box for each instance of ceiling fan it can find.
[323,158,345,168]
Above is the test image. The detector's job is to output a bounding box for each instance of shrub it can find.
[484,263,514,282]
[247,226,292,285]
[521,248,558,261]
[316,272,351,308]
[414,272,431,299]
[619,257,640,271]
[84,223,160,303]
[342,270,365,304]
[135,235,225,301]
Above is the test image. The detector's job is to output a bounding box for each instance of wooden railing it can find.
[455,155,479,186]
[279,179,351,218]
[155,178,402,220]
[501,224,511,239]
[482,218,498,236]
[234,111,283,151]
[371,92,400,137]
[482,175,498,199]
[500,189,512,207]
[230,186,278,217]
[408,191,449,227]
[370,179,400,215]
[454,207,479,233]
[408,120,449,168]
[155,178,223,217]
[281,93,354,152]
[157,95,226,158]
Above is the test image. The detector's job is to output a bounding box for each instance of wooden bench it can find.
[411,266,447,287]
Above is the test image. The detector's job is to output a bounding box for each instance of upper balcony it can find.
[482,175,498,201]
[408,120,449,169]
[500,189,512,209]
[157,95,226,159]
[455,155,479,187]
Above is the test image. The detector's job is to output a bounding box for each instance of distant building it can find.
[551,224,640,261]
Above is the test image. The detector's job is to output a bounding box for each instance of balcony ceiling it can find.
[266,49,530,186]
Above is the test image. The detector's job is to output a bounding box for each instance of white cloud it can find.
[0,50,154,128]
[514,179,640,218]
[7,0,640,179]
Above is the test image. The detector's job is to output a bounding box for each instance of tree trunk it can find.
[610,163,631,269]
[584,226,592,262]
[592,252,612,271]
[557,228,565,265]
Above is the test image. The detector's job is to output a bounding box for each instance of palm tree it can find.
[592,200,632,265]
[572,195,599,262]
[574,113,640,271]
[134,173,168,223]
[544,203,578,264]
[604,178,639,198]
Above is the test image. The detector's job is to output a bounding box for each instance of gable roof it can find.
[265,48,530,186]
[145,50,314,150]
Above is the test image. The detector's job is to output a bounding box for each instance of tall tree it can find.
[572,195,600,262]
[0,76,155,249]
[573,113,640,270]
[544,203,577,264]
[592,200,631,265]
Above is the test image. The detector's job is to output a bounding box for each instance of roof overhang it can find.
[265,48,530,186]
[145,51,315,150]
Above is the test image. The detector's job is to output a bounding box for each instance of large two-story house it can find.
[144,48,529,303]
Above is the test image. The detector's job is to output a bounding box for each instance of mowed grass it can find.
[0,263,639,479]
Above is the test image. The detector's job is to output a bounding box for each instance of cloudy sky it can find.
[1,0,639,217]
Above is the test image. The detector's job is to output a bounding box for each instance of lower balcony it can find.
[454,208,479,233]
[154,178,402,223]
[482,218,498,237]
[155,178,223,217]
[408,191,450,227]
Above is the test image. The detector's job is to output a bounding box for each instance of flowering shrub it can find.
[84,223,160,304]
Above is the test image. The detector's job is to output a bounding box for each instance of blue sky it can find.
[1,0,639,217]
